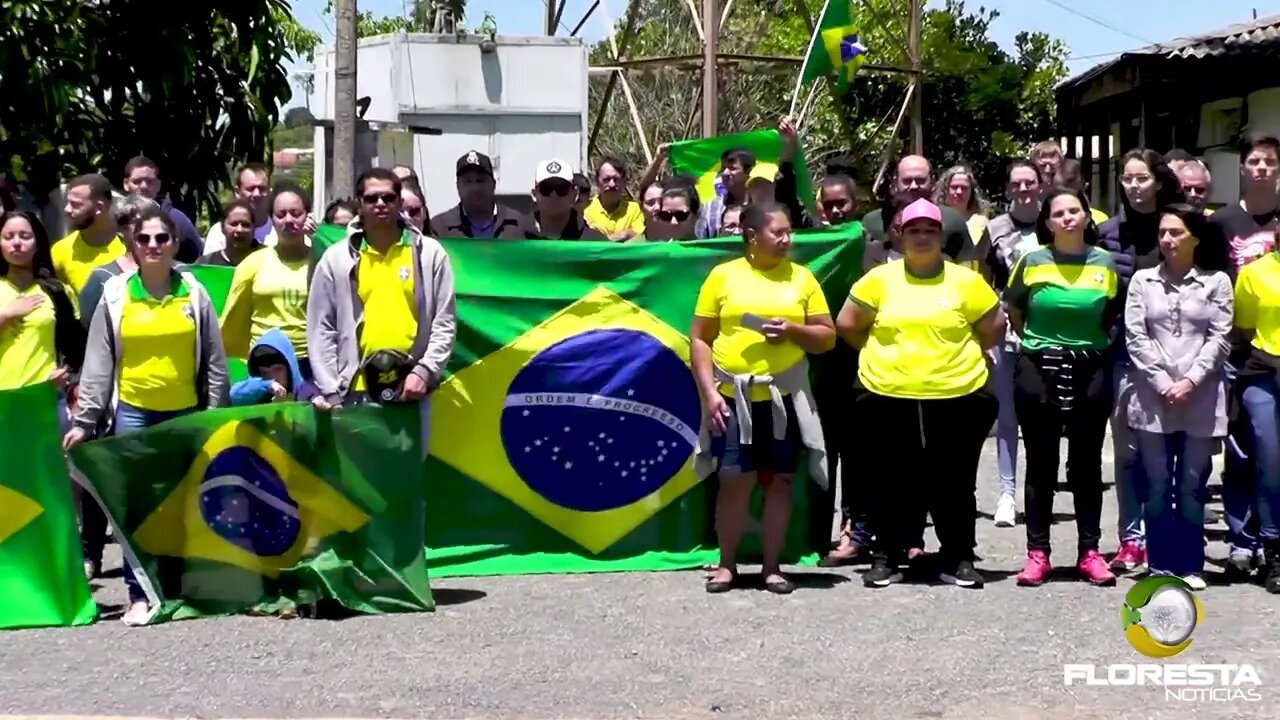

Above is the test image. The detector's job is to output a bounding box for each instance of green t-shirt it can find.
[1005,245,1119,352]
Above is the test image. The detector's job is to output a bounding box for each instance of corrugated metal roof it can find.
[1060,14,1280,90]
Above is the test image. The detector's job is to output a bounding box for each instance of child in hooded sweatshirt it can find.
[230,328,319,406]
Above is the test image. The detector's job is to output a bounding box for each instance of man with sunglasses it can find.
[430,151,532,240]
[308,168,456,455]
[528,160,604,240]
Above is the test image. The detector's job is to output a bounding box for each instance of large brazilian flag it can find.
[0,383,97,629]
[418,226,863,576]
[69,403,433,623]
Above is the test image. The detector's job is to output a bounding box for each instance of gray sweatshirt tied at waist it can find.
[693,359,828,490]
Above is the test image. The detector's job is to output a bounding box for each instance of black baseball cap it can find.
[362,350,416,404]
[456,151,494,177]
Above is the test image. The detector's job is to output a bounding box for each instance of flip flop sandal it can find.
[764,576,795,595]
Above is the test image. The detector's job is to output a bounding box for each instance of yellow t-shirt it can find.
[118,274,199,411]
[694,257,830,402]
[1234,252,1280,356]
[221,248,309,358]
[353,235,418,392]
[0,279,58,390]
[851,260,998,399]
[1090,207,1110,225]
[51,231,127,295]
[584,197,646,238]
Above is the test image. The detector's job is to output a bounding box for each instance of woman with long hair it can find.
[1124,204,1232,590]
[196,199,262,267]
[838,195,1003,588]
[1008,186,1120,587]
[1099,148,1186,573]
[691,201,835,594]
[0,211,84,391]
[935,164,990,246]
[221,184,313,379]
[63,205,229,625]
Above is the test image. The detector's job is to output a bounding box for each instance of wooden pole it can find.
[908,0,924,155]
[545,0,558,35]
[332,0,357,201]
[701,0,719,138]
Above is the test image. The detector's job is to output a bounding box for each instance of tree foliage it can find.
[0,0,303,217]
[588,0,1068,200]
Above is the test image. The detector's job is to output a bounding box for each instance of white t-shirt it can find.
[202,219,277,254]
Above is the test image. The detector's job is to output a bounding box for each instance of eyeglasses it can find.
[656,210,690,223]
[538,181,573,197]
[362,192,398,205]
[136,232,172,247]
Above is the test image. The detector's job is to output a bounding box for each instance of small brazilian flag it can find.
[0,383,97,630]
[425,226,863,576]
[667,129,816,212]
[798,0,866,94]
[69,403,432,624]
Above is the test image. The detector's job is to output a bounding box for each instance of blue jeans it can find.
[1112,364,1145,544]
[1240,376,1280,543]
[1223,362,1261,552]
[1136,431,1214,576]
[994,343,1019,496]
[113,402,197,603]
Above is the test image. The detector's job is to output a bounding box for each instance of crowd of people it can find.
[2,116,1279,623]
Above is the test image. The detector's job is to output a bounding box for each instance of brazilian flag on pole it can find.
[422,226,863,575]
[798,0,866,94]
[69,403,433,624]
[0,383,97,630]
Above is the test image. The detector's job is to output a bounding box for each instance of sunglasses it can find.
[136,232,172,247]
[362,192,398,205]
[820,201,848,213]
[404,206,423,217]
[656,210,690,223]
[538,181,573,197]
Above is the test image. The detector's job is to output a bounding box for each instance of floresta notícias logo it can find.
[1122,576,1204,659]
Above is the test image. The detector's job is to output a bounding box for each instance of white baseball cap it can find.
[535,159,574,184]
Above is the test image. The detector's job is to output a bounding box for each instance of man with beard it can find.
[431,151,532,239]
[861,156,970,267]
[202,163,274,254]
[51,174,128,296]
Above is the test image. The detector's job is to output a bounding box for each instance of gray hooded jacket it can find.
[305,220,457,405]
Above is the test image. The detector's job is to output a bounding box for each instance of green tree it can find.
[0,0,304,216]
[588,0,1067,200]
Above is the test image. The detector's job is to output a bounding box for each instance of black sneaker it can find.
[863,557,903,588]
[1265,560,1280,594]
[940,560,985,589]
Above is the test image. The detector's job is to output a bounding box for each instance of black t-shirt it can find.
[1207,205,1278,280]
[860,205,970,262]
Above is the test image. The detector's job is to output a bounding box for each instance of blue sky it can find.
[289,0,1280,103]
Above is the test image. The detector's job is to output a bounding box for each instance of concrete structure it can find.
[309,33,589,217]
[1055,14,1280,214]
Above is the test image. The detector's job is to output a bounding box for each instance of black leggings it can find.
[859,389,996,564]
[1014,350,1113,555]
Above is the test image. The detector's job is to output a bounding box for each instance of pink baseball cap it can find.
[899,198,943,227]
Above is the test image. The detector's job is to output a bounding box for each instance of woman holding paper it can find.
[691,201,835,595]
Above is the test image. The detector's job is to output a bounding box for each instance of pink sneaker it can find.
[1110,541,1146,571]
[1016,550,1051,586]
[1078,549,1118,586]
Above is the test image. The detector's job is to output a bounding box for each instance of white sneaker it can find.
[1182,574,1207,591]
[1229,547,1255,573]
[121,601,152,627]
[993,493,1016,527]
